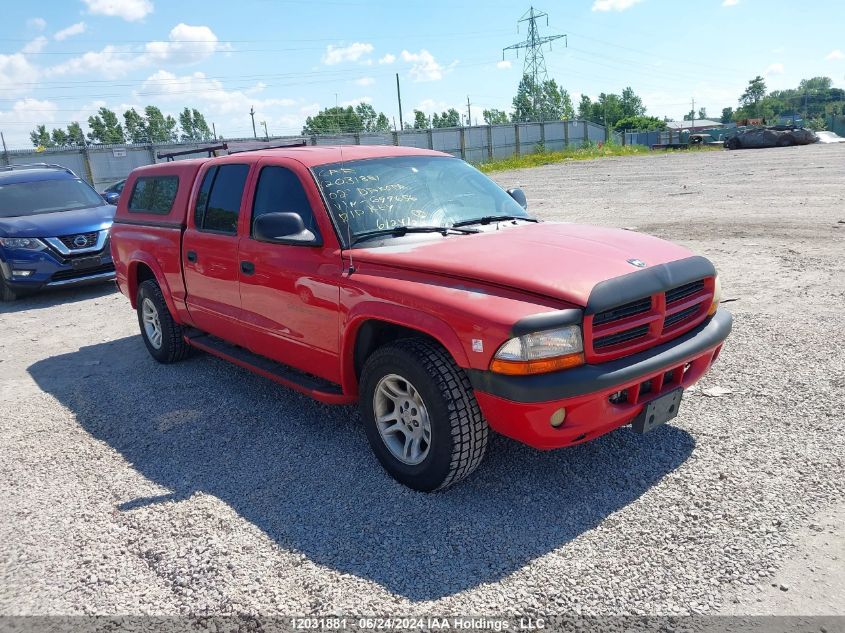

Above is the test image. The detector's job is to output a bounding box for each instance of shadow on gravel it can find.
[29,336,695,601]
[0,282,115,314]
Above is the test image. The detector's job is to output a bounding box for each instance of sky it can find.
[1,0,843,148]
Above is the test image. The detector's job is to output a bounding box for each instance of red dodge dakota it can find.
[110,145,732,491]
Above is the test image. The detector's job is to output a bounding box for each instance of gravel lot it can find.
[1,143,843,617]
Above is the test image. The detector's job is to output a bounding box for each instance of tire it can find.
[725,137,740,150]
[0,277,18,302]
[136,279,192,363]
[776,136,793,147]
[359,338,489,492]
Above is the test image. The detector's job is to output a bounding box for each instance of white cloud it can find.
[496,60,512,70]
[145,23,223,65]
[0,98,59,148]
[82,0,153,21]
[341,96,372,107]
[46,45,146,78]
[55,22,87,40]
[0,53,40,97]
[401,49,447,82]
[826,49,844,61]
[322,42,374,65]
[592,0,643,11]
[354,76,375,86]
[27,17,47,30]
[138,70,295,116]
[765,63,784,76]
[378,53,396,65]
[722,0,739,6]
[415,99,449,114]
[22,36,48,54]
[46,23,224,78]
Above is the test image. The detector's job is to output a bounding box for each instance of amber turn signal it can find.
[490,352,585,375]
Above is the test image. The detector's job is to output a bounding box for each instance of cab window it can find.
[252,166,319,238]
[195,164,249,234]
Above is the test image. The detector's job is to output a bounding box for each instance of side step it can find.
[184,330,353,405]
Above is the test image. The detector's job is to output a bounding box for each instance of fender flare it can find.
[340,302,470,397]
[126,253,181,323]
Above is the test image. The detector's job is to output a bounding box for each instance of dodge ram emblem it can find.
[627,258,647,268]
[73,235,89,248]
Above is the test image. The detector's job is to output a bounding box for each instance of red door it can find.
[237,161,343,384]
[183,162,252,344]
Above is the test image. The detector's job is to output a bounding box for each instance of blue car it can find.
[100,178,126,205]
[0,164,116,301]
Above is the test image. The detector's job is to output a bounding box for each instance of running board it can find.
[184,330,352,405]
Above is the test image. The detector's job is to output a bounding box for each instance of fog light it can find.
[550,408,566,428]
[11,270,33,277]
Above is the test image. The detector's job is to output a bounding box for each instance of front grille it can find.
[664,305,700,328]
[50,263,114,282]
[594,324,649,349]
[58,231,99,250]
[666,279,705,304]
[593,297,652,326]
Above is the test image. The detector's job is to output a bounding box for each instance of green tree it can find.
[539,79,574,120]
[179,107,212,141]
[432,108,461,128]
[50,128,69,147]
[302,106,361,135]
[354,103,390,132]
[145,106,179,142]
[482,108,510,125]
[29,125,54,148]
[87,107,125,144]
[740,76,767,116]
[620,86,646,118]
[613,115,667,132]
[124,108,147,143]
[721,107,734,124]
[412,109,430,129]
[578,94,593,121]
[511,74,536,122]
[66,122,85,146]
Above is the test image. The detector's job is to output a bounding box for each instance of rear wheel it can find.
[776,135,794,147]
[359,338,489,492]
[725,137,740,150]
[136,279,192,363]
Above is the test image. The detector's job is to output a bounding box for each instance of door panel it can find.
[238,162,342,384]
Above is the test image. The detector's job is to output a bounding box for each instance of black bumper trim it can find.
[469,308,732,403]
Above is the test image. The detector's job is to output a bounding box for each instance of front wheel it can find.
[359,338,489,492]
[0,277,18,302]
[136,279,192,363]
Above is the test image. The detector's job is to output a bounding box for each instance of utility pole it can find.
[466,96,472,128]
[691,97,695,131]
[396,73,404,131]
[249,106,257,139]
[503,6,566,121]
[212,122,217,140]
[261,121,269,141]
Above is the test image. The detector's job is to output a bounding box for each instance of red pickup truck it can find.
[110,145,732,491]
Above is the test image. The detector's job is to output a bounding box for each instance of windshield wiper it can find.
[451,215,539,228]
[350,225,479,247]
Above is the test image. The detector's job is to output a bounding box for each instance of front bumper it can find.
[469,309,733,449]
[0,247,114,292]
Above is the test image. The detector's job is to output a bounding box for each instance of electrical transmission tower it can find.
[503,6,566,120]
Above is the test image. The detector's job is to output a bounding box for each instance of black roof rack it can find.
[226,140,308,154]
[157,143,229,161]
[0,163,78,176]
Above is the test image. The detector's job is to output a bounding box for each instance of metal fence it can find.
[1,120,610,188]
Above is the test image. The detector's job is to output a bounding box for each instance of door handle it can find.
[186,251,197,263]
[240,261,255,275]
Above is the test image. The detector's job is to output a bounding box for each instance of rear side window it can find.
[195,164,249,234]
[128,176,178,215]
[252,166,319,237]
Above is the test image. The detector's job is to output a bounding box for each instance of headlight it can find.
[0,237,46,251]
[490,325,584,375]
[707,275,722,316]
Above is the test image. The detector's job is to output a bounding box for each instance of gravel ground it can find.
[1,143,843,617]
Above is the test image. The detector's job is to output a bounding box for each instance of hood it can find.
[353,222,695,307]
[0,204,115,238]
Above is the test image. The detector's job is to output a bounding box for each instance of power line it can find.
[502,6,566,116]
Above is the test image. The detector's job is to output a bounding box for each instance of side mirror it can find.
[254,212,317,244]
[507,187,528,210]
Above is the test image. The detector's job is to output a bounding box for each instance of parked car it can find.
[0,164,116,301]
[110,146,732,491]
[724,126,818,150]
[100,178,126,205]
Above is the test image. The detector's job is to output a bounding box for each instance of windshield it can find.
[314,156,528,245]
[0,178,106,218]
